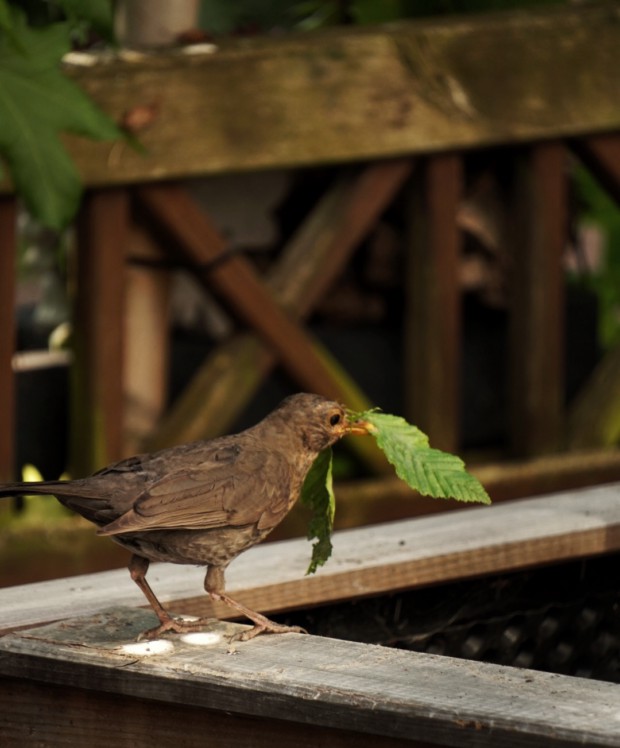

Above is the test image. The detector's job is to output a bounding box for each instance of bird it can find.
[0,393,370,641]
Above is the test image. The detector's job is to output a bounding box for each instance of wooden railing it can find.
[2,484,620,746]
[1,4,620,493]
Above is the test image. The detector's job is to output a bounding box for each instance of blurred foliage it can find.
[573,166,620,348]
[200,0,572,33]
[0,0,121,229]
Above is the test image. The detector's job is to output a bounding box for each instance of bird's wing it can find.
[98,444,293,536]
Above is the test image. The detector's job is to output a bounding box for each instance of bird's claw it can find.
[138,615,216,641]
[231,622,308,643]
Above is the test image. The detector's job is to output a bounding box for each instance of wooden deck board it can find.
[0,607,618,747]
[2,484,620,634]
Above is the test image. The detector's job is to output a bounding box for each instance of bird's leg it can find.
[129,554,215,640]
[205,566,307,642]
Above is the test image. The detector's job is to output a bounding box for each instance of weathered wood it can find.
[0,607,619,747]
[507,143,566,456]
[2,485,620,634]
[0,674,416,748]
[570,133,620,206]
[145,162,411,472]
[137,183,372,406]
[0,198,16,481]
[405,154,463,452]
[3,5,612,189]
[72,189,130,474]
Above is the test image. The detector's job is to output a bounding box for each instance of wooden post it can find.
[507,143,566,457]
[72,189,129,475]
[405,154,463,453]
[123,216,172,456]
[0,198,17,480]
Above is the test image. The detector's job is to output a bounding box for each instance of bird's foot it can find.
[138,614,217,641]
[231,619,308,643]
[208,589,308,642]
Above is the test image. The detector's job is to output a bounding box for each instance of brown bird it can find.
[0,393,369,641]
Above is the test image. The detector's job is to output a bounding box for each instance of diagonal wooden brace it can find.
[143,161,413,462]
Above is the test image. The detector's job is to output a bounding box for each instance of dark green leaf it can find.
[0,9,122,228]
[300,448,335,574]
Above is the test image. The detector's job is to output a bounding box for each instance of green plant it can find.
[0,0,122,230]
[301,410,490,573]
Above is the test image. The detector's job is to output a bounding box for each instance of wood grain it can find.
[0,607,618,747]
[21,5,617,188]
[2,484,620,633]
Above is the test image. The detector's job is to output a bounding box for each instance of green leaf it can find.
[359,411,491,505]
[0,9,123,228]
[300,448,335,574]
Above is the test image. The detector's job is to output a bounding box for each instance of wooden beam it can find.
[72,189,129,474]
[145,161,412,458]
[0,198,16,480]
[0,676,416,748]
[137,184,370,405]
[16,4,616,189]
[1,601,619,747]
[2,484,619,633]
[405,154,463,452]
[507,143,566,456]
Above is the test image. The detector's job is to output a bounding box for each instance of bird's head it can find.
[269,393,372,454]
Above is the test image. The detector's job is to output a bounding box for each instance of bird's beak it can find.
[346,419,374,436]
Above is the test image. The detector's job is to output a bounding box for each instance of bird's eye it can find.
[329,413,342,426]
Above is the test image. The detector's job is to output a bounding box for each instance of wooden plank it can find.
[137,183,369,405]
[145,161,411,463]
[0,198,16,481]
[507,143,566,456]
[2,484,620,634]
[72,189,129,474]
[0,5,611,189]
[569,133,620,205]
[0,607,619,747]
[405,154,463,452]
[0,675,417,748]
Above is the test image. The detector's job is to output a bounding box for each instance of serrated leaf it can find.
[0,9,122,228]
[358,411,491,505]
[299,447,335,574]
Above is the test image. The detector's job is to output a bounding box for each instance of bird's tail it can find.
[0,481,72,499]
